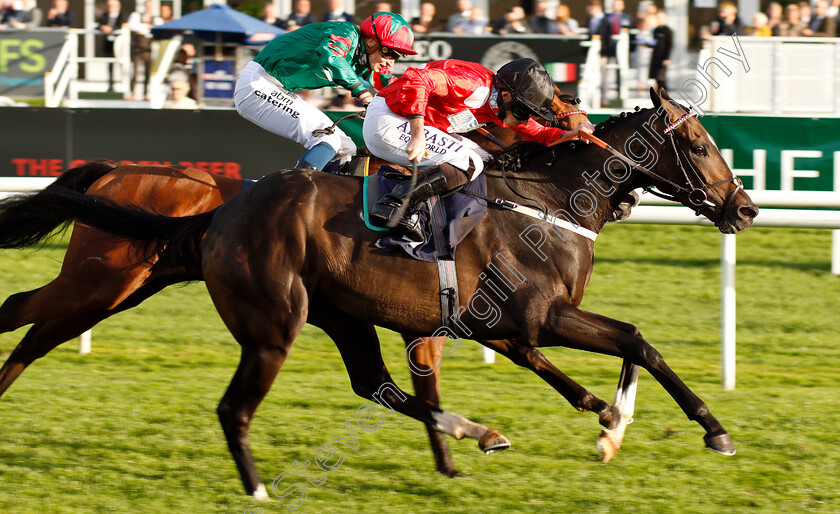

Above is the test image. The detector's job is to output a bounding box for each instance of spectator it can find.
[446,0,472,32]
[805,0,836,36]
[746,11,773,36]
[585,0,605,38]
[776,3,806,36]
[374,2,392,13]
[463,7,488,34]
[597,0,631,106]
[127,0,160,100]
[493,6,531,35]
[286,0,315,30]
[635,2,658,93]
[322,0,352,23]
[647,9,672,91]
[159,2,173,22]
[528,0,553,34]
[46,0,73,27]
[167,43,197,100]
[98,0,124,91]
[798,1,811,25]
[411,2,444,34]
[262,3,284,28]
[553,4,579,35]
[766,1,783,34]
[165,80,198,109]
[712,1,743,35]
[829,0,840,18]
[2,0,41,29]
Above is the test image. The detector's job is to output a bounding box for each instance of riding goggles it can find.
[378,45,406,60]
[508,101,533,121]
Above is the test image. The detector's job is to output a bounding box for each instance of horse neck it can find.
[487,109,661,233]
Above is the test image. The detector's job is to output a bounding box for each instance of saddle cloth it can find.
[364,165,487,263]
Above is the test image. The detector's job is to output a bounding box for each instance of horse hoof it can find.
[597,406,613,428]
[479,429,511,454]
[252,483,271,501]
[596,431,618,463]
[704,432,736,456]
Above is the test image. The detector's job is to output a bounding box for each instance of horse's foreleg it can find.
[401,335,461,477]
[480,340,613,425]
[535,303,734,458]
[597,359,640,463]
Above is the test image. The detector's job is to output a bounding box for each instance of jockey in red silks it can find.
[363,58,595,241]
[234,12,416,171]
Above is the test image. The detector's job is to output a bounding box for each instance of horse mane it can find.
[487,106,655,173]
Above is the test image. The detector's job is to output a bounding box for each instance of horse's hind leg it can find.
[0,313,109,398]
[315,312,510,454]
[402,335,461,477]
[597,359,640,463]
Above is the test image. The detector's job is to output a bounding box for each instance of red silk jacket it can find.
[377,59,566,145]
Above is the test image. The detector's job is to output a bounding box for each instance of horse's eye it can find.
[692,146,707,157]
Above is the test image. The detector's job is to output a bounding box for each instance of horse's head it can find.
[550,85,589,132]
[649,88,757,234]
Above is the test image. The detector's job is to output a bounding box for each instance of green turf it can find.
[0,225,837,513]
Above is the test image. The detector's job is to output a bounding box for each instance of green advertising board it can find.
[3,108,839,187]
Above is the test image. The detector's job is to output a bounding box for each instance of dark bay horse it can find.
[0,92,599,477]
[0,89,758,499]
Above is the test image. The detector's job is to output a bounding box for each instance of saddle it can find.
[362,164,487,263]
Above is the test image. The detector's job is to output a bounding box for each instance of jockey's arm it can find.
[550,122,595,146]
[406,115,426,162]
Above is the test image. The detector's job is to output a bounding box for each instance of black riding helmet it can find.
[493,58,555,123]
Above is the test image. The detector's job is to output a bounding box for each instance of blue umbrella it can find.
[151,4,285,45]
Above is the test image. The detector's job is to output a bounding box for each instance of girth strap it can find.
[426,195,461,333]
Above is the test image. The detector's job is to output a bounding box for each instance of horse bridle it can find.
[584,108,743,222]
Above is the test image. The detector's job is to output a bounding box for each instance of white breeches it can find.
[362,96,487,181]
[234,61,356,161]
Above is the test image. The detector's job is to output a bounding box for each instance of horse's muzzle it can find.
[716,193,758,234]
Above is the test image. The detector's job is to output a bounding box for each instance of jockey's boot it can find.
[370,167,449,242]
[293,159,318,171]
[608,190,641,222]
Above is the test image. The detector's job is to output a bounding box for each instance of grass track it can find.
[0,224,837,513]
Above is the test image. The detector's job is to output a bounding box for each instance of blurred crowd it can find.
[705,0,840,37]
[4,0,838,109]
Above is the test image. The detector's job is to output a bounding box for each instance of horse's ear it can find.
[659,87,672,102]
[649,87,661,107]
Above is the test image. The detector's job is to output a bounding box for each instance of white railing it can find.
[44,29,79,108]
[46,27,132,106]
[704,35,840,114]
[626,190,840,390]
[579,30,631,110]
[148,36,183,109]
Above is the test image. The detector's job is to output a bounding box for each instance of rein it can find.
[312,110,366,137]
[580,108,743,220]
[474,126,548,213]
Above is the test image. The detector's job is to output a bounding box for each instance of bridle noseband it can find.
[651,108,744,220]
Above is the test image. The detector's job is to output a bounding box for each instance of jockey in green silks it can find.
[234,12,417,171]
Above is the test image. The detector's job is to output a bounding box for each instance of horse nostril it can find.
[739,205,758,219]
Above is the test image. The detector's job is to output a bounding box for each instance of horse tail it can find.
[0,187,211,269]
[52,158,122,193]
[0,159,122,248]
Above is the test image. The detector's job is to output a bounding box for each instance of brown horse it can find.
[0,92,599,477]
[0,89,758,499]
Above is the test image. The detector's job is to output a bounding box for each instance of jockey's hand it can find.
[406,134,426,163]
[356,90,374,106]
[572,124,594,143]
